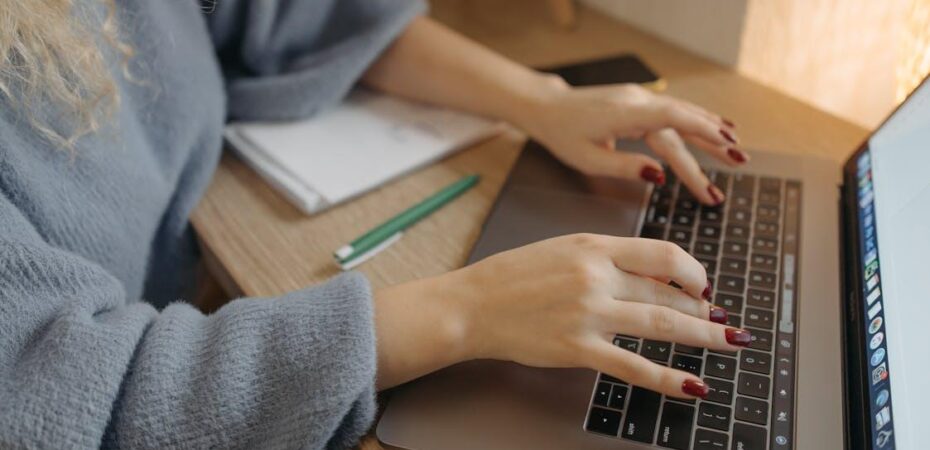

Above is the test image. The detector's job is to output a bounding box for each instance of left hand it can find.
[515,80,750,205]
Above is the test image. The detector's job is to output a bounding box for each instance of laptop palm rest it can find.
[377,141,650,450]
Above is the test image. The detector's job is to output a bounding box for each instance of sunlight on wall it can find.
[897,0,930,101]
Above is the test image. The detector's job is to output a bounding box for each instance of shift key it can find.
[621,387,662,443]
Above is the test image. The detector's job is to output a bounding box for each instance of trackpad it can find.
[468,182,647,263]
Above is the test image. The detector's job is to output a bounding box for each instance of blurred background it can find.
[432,0,930,129]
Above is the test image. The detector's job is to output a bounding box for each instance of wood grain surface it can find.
[190,1,868,448]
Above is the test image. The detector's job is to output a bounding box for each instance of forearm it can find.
[374,270,475,390]
[361,16,566,131]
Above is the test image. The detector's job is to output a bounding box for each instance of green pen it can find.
[334,174,481,269]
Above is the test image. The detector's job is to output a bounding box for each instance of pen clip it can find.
[338,232,404,271]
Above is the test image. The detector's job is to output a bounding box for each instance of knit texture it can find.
[0,0,424,448]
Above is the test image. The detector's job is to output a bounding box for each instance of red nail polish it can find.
[727,148,748,163]
[722,118,736,128]
[709,306,728,324]
[706,185,724,205]
[719,129,737,144]
[725,328,752,346]
[682,379,709,398]
[702,280,712,300]
[640,166,666,186]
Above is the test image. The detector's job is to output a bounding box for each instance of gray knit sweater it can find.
[0,0,423,448]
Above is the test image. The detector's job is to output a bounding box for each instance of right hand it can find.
[444,233,751,399]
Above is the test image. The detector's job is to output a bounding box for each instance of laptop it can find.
[377,57,929,450]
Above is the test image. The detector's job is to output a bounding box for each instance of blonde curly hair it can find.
[0,0,132,149]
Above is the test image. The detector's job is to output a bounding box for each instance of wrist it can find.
[500,71,569,135]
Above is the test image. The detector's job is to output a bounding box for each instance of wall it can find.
[582,0,929,129]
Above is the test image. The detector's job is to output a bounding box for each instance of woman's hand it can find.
[514,80,750,205]
[374,233,751,398]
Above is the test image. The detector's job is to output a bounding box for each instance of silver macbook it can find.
[377,65,930,450]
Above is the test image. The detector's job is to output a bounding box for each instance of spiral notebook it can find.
[225,89,501,215]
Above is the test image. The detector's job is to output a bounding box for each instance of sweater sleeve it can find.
[205,0,427,121]
[0,195,377,449]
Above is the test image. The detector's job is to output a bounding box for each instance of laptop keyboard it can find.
[584,169,802,450]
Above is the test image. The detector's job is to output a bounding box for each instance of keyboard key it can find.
[755,221,779,237]
[594,382,612,406]
[728,208,752,224]
[587,407,622,436]
[621,388,662,442]
[735,396,769,425]
[712,172,730,191]
[641,340,672,362]
[732,173,756,193]
[720,257,747,274]
[704,378,734,404]
[674,344,704,356]
[752,237,778,254]
[750,253,777,271]
[642,224,665,240]
[731,192,753,209]
[673,212,695,227]
[614,337,640,352]
[745,308,774,329]
[677,198,699,211]
[723,241,749,257]
[697,224,721,240]
[669,229,692,245]
[738,372,771,399]
[697,402,731,431]
[756,205,779,221]
[697,258,717,274]
[718,275,745,293]
[732,422,767,449]
[758,189,780,205]
[748,271,776,289]
[760,177,781,191]
[656,402,695,450]
[646,207,670,226]
[726,314,742,328]
[671,354,703,377]
[747,289,776,309]
[740,350,772,375]
[747,328,773,351]
[700,207,723,223]
[725,224,750,241]
[609,385,629,409]
[694,241,720,257]
[705,354,737,380]
[694,428,729,450]
[714,293,743,314]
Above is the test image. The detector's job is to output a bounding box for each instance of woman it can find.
[0,1,752,448]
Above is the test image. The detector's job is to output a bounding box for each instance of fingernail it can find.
[702,280,712,300]
[682,379,709,398]
[709,306,728,324]
[722,118,736,128]
[727,148,748,164]
[707,185,725,205]
[640,166,666,186]
[725,328,752,346]
[719,129,737,144]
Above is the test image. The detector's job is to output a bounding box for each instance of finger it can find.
[672,98,736,131]
[639,96,740,147]
[606,302,751,352]
[602,237,708,299]
[572,142,666,184]
[614,271,727,324]
[645,129,724,206]
[587,340,710,399]
[682,133,751,166]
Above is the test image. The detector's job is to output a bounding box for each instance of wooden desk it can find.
[191,0,867,447]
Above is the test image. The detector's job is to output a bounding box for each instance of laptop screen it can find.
[853,77,930,450]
